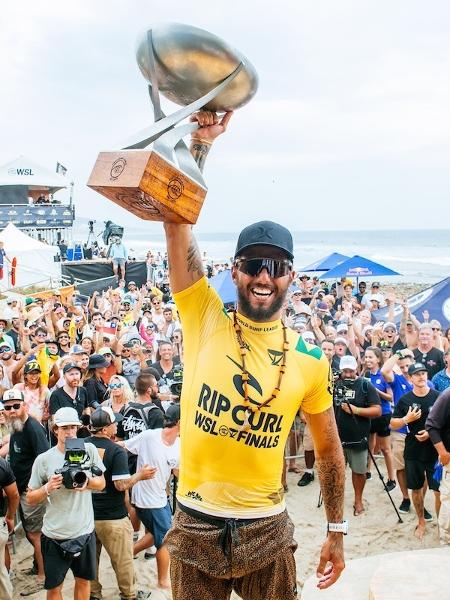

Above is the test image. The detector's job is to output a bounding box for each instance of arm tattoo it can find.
[190,142,211,173]
[315,408,345,523]
[186,237,204,276]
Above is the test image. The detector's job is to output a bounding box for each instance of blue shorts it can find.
[136,503,172,548]
[113,258,126,266]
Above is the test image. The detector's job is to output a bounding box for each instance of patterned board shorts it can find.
[165,506,298,600]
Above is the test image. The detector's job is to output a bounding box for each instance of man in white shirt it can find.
[124,404,180,591]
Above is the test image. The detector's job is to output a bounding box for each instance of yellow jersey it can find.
[174,277,332,518]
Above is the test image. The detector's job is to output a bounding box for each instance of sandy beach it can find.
[10,454,441,600]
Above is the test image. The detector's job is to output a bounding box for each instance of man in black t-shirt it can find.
[425,387,450,545]
[87,406,156,600]
[49,363,95,421]
[413,324,445,379]
[391,362,439,540]
[0,457,18,600]
[3,388,49,587]
[334,356,381,516]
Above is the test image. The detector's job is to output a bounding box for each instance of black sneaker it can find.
[385,479,396,492]
[297,472,314,487]
[398,499,411,513]
[424,508,433,522]
[366,472,372,480]
[135,591,152,600]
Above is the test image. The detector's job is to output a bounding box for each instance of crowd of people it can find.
[0,268,449,598]
[1,109,450,599]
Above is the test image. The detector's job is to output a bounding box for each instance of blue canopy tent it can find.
[373,277,450,327]
[321,255,400,284]
[300,252,350,273]
[208,269,237,304]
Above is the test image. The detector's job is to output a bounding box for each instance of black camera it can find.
[333,378,356,406]
[170,367,183,396]
[55,438,102,489]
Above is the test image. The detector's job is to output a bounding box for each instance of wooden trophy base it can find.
[87,150,207,224]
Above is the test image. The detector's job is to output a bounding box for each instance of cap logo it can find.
[254,225,274,241]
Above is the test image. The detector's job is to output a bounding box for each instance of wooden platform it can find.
[301,548,450,600]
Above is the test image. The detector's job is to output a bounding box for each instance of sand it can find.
[10,456,441,599]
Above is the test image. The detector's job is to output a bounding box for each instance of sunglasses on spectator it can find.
[146,325,155,330]
[432,327,441,331]
[36,333,47,338]
[0,347,11,353]
[4,403,22,411]
[58,336,69,340]
[109,382,123,389]
[152,301,160,305]
[234,257,292,279]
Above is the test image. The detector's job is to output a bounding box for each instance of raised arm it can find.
[164,111,232,294]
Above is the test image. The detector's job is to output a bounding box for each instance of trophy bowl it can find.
[136,22,258,112]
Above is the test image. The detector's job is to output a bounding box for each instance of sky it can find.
[1,0,450,234]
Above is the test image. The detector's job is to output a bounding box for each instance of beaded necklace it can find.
[232,311,290,431]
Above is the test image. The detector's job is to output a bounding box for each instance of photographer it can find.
[26,407,105,600]
[334,355,381,516]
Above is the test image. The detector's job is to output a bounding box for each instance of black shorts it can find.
[369,413,391,437]
[405,458,440,492]
[41,532,96,590]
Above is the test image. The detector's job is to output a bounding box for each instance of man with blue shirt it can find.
[431,348,450,392]
[108,238,128,282]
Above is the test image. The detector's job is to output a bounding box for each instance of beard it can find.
[9,418,24,433]
[236,283,285,322]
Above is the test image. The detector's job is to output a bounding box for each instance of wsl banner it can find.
[0,204,74,229]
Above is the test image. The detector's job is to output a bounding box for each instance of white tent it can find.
[0,223,61,288]
[0,156,67,191]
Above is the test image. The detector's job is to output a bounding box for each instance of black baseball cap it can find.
[164,402,180,425]
[408,362,427,376]
[90,406,124,429]
[234,221,294,260]
[63,362,82,375]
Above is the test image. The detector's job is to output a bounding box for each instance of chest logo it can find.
[268,349,283,366]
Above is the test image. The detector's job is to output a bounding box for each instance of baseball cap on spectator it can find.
[408,362,427,376]
[25,297,36,307]
[316,301,328,311]
[70,344,88,355]
[336,323,348,334]
[362,325,374,337]
[164,402,181,425]
[63,362,82,375]
[340,355,357,370]
[370,294,383,304]
[299,274,310,280]
[371,282,380,288]
[128,281,136,287]
[90,406,123,429]
[289,285,301,295]
[24,360,41,374]
[296,302,312,317]
[334,337,349,347]
[53,407,81,427]
[302,332,316,344]
[98,347,113,356]
[3,389,24,402]
[382,322,397,332]
[88,354,109,369]
[6,298,17,305]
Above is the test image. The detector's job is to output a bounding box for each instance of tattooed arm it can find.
[304,406,346,589]
[164,111,233,294]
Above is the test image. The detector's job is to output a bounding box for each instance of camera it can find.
[333,378,356,406]
[55,438,102,489]
[170,366,183,396]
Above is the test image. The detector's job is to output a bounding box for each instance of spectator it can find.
[3,388,49,589]
[391,362,440,539]
[26,407,105,599]
[0,457,19,600]
[413,323,445,379]
[49,362,95,421]
[431,348,450,392]
[84,354,109,407]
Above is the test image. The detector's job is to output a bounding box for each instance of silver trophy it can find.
[88,23,258,223]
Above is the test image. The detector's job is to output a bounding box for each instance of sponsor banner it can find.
[0,204,74,228]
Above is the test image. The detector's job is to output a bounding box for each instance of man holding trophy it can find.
[88,23,346,598]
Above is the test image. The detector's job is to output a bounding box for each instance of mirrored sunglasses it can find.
[235,257,292,279]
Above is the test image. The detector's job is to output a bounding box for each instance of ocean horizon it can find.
[73,220,450,285]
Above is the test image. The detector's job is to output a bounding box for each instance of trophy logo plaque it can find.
[87,23,258,223]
